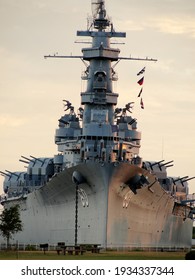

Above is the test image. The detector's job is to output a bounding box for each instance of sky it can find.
[0,0,195,198]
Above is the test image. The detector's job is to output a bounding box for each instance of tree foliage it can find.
[0,205,23,247]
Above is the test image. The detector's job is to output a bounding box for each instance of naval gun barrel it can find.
[181,176,195,183]
[159,160,174,170]
[172,176,189,183]
[30,155,44,163]
[160,160,174,167]
[128,118,137,125]
[150,160,164,168]
[164,164,174,168]
[19,159,30,164]
[149,159,164,170]
[0,171,11,177]
[21,155,34,162]
[5,170,19,178]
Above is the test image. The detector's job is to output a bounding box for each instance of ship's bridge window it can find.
[93,71,107,90]
[94,71,106,78]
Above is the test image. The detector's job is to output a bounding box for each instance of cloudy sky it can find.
[0,0,195,197]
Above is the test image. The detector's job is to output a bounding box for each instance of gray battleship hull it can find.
[9,162,192,249]
[1,1,194,251]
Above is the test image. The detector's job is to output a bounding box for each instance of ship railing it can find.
[0,243,58,251]
[107,244,191,252]
[0,242,192,252]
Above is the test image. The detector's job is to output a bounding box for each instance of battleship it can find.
[0,0,194,249]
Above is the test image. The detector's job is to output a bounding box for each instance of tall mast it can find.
[76,0,127,130]
[45,0,156,142]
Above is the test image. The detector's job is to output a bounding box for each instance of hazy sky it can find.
[0,0,195,196]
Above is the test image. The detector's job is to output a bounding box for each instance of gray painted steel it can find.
[0,1,194,249]
[5,162,192,249]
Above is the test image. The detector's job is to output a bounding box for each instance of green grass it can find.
[0,250,187,260]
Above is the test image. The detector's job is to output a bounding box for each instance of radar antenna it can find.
[91,0,109,30]
[91,0,106,19]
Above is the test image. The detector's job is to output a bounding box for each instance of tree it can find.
[0,205,23,248]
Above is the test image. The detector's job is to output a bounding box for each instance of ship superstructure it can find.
[0,0,194,249]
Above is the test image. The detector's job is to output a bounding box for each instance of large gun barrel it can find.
[160,160,174,167]
[19,159,30,164]
[182,176,195,183]
[150,160,165,167]
[164,164,174,168]
[172,176,189,183]
[21,155,33,162]
[5,170,19,178]
[0,171,11,177]
[30,155,44,163]
[128,118,137,125]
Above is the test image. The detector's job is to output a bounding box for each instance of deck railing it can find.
[0,242,192,252]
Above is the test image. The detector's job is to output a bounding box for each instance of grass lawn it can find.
[0,250,187,260]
